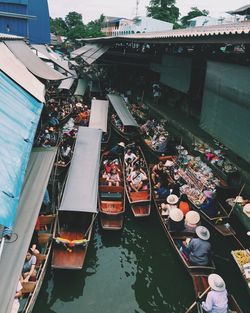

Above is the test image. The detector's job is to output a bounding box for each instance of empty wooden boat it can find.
[125,146,152,217]
[99,155,125,230]
[52,127,102,270]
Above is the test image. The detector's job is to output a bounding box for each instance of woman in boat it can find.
[106,168,121,186]
[184,211,201,232]
[21,249,37,282]
[124,149,138,166]
[169,208,185,232]
[187,226,212,266]
[178,194,190,216]
[200,190,218,218]
[161,194,179,216]
[200,273,228,313]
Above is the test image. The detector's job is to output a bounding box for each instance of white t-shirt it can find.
[125,152,137,162]
[131,171,147,185]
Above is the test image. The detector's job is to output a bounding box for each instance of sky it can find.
[47,0,249,22]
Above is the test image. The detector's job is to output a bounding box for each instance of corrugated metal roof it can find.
[0,32,23,39]
[83,21,250,43]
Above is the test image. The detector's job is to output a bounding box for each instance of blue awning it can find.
[0,71,43,228]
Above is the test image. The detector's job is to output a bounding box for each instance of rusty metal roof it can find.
[83,21,250,44]
[0,33,23,40]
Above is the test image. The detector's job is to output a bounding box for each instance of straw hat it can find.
[196,226,210,240]
[204,190,214,199]
[118,142,125,147]
[233,196,244,204]
[243,204,250,218]
[185,211,200,225]
[169,208,184,222]
[164,160,174,167]
[167,194,179,205]
[208,274,226,292]
[181,150,188,155]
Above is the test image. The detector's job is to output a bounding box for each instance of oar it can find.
[185,286,211,313]
[228,183,246,217]
[84,213,98,238]
[214,254,229,262]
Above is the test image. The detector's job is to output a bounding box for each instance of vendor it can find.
[184,211,201,232]
[178,194,190,216]
[201,274,228,313]
[169,209,184,232]
[161,194,179,215]
[200,190,218,218]
[187,226,212,266]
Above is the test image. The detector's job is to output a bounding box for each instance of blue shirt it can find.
[188,238,211,265]
[202,290,228,313]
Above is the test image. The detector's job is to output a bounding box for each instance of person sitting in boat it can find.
[151,161,164,186]
[200,190,218,218]
[161,194,179,216]
[152,133,168,153]
[21,249,37,282]
[184,211,201,232]
[169,208,185,232]
[11,280,23,313]
[201,273,228,313]
[187,226,212,266]
[129,166,147,192]
[124,149,138,166]
[106,168,121,186]
[109,142,125,157]
[178,194,190,216]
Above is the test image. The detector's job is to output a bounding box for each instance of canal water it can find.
[33,132,250,313]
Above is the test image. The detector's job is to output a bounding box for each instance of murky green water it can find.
[33,207,250,313]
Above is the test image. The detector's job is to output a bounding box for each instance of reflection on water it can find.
[33,208,194,313]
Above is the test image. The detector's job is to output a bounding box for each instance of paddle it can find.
[185,286,211,313]
[228,183,246,217]
[214,254,229,262]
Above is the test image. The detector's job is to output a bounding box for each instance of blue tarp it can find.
[0,71,43,228]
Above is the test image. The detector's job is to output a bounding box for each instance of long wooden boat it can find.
[107,93,139,140]
[52,211,95,270]
[192,274,243,313]
[99,155,125,230]
[124,146,152,217]
[152,195,215,274]
[52,127,102,269]
[231,249,250,295]
[21,214,56,312]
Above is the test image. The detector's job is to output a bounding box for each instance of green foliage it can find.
[50,12,105,40]
[147,0,180,25]
[180,7,209,27]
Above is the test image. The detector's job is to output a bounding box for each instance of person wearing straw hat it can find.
[184,211,201,232]
[161,194,179,216]
[110,142,125,157]
[201,273,228,313]
[187,226,212,266]
[169,208,184,232]
[243,203,250,218]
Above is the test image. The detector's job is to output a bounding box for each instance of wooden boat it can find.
[152,195,215,274]
[231,249,250,295]
[52,127,102,269]
[99,155,125,230]
[124,146,152,217]
[107,93,139,140]
[52,212,95,270]
[21,214,56,313]
[191,274,243,313]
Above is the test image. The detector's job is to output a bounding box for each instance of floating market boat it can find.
[99,154,125,230]
[191,274,243,313]
[52,127,102,269]
[89,98,110,148]
[107,93,139,139]
[231,249,250,295]
[124,146,151,217]
[152,194,215,274]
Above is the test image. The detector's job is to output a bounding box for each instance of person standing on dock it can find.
[201,274,228,313]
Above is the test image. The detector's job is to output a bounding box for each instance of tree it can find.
[147,0,180,27]
[65,11,83,29]
[180,7,209,28]
[50,17,68,35]
[85,14,105,38]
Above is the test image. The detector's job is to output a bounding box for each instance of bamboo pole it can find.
[184,286,211,313]
[229,183,245,217]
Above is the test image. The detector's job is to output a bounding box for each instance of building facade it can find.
[0,0,50,43]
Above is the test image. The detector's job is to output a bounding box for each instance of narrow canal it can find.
[33,133,250,313]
